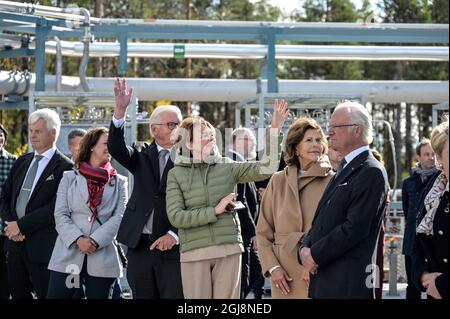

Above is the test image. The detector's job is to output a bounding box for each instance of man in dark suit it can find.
[299,102,389,299]
[401,139,437,299]
[226,128,265,299]
[108,78,183,299]
[0,109,73,299]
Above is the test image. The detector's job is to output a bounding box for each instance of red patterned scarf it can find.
[79,161,117,223]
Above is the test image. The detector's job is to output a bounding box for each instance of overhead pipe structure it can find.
[0,0,448,103]
[0,71,448,104]
[39,41,449,61]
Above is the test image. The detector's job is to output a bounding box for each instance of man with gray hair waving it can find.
[109,78,184,299]
[0,108,73,299]
[299,101,389,299]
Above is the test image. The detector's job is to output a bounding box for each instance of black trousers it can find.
[405,255,422,299]
[241,241,265,299]
[6,248,48,299]
[47,258,116,299]
[126,234,183,299]
[0,236,10,299]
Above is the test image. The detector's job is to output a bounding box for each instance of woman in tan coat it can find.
[256,117,334,299]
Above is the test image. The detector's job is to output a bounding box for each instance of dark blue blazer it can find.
[301,150,389,299]
[401,171,435,256]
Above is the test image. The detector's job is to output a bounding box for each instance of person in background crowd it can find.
[371,148,389,299]
[412,120,449,299]
[0,124,17,299]
[257,117,333,298]
[0,109,73,299]
[47,127,128,299]
[67,129,87,160]
[402,138,437,299]
[226,128,265,299]
[326,142,343,171]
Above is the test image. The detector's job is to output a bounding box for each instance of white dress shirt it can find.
[343,145,370,169]
[26,146,57,199]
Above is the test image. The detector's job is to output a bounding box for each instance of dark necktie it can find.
[336,158,347,177]
[16,155,44,219]
[159,149,169,181]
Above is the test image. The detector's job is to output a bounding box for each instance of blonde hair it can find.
[175,117,215,155]
[431,120,449,157]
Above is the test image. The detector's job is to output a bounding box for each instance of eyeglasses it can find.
[328,123,359,130]
[153,122,180,130]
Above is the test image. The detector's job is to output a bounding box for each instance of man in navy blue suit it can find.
[299,102,389,299]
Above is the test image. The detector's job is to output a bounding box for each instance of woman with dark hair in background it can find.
[47,127,128,299]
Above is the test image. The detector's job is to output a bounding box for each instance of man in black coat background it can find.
[299,102,389,299]
[401,138,437,299]
[226,128,265,299]
[108,78,183,299]
[0,109,73,299]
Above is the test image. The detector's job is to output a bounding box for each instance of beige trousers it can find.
[181,253,241,299]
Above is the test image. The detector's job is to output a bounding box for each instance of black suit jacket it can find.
[108,122,179,259]
[301,150,389,299]
[226,150,258,244]
[411,172,448,299]
[0,150,73,263]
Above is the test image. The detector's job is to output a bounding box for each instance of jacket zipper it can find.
[202,165,215,243]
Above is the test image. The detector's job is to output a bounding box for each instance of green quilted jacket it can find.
[166,149,277,253]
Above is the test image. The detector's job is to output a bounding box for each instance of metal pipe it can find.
[65,7,92,92]
[374,120,398,189]
[40,41,450,61]
[0,71,448,103]
[0,0,86,24]
[1,1,448,31]
[91,18,448,30]
[54,36,62,92]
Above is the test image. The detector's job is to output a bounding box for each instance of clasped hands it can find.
[4,221,25,242]
[299,247,319,275]
[76,236,98,255]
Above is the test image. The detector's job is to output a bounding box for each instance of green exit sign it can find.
[173,44,185,59]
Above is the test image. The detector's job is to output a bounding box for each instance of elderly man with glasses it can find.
[108,78,184,299]
[299,101,389,299]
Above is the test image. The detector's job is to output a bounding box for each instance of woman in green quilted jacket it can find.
[166,100,289,299]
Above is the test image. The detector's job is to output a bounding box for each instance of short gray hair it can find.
[29,108,61,139]
[149,105,183,137]
[335,101,373,144]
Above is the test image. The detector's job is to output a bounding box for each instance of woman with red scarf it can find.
[47,127,128,299]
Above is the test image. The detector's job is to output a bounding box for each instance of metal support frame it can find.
[28,91,138,153]
[34,17,49,92]
[432,102,449,126]
[0,7,448,94]
[28,91,139,194]
[118,32,128,76]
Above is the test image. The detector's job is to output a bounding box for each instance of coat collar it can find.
[28,150,62,203]
[316,150,370,213]
[285,159,333,194]
[74,170,117,213]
